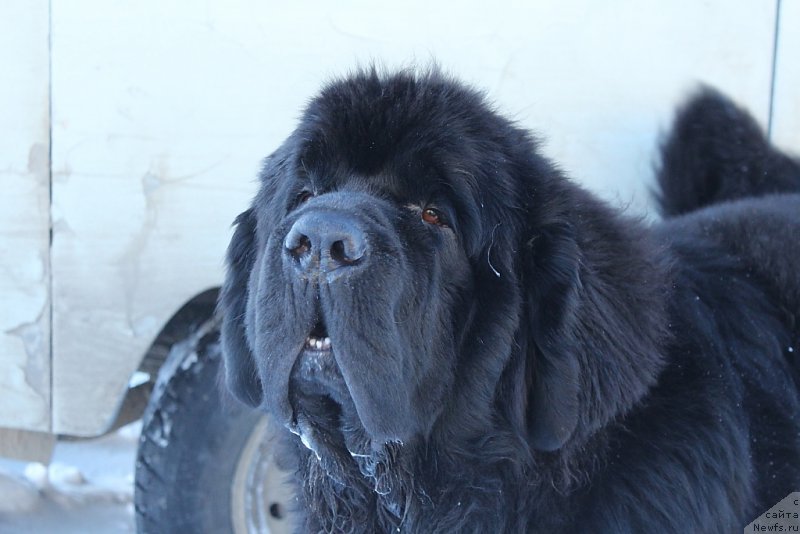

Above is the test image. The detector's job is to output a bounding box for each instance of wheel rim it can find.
[231,416,294,534]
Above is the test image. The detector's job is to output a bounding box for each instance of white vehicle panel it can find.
[771,0,799,151]
[0,0,784,436]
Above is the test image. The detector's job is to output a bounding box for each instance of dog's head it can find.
[219,69,667,474]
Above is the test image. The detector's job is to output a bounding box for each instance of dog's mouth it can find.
[292,318,344,395]
[289,314,350,432]
[304,320,332,352]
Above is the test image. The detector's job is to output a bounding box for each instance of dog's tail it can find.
[655,87,800,217]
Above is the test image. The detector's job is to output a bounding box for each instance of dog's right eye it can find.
[295,190,314,207]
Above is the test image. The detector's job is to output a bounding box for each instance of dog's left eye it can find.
[422,207,447,226]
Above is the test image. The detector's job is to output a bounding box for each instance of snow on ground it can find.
[0,421,140,534]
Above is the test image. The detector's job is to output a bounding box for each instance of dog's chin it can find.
[287,340,375,481]
[283,315,419,486]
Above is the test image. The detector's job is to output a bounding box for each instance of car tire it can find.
[134,317,293,533]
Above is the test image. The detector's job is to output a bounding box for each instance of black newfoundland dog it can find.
[219,68,800,532]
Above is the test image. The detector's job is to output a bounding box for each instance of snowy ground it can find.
[0,421,140,534]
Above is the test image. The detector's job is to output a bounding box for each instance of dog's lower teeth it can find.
[306,337,332,350]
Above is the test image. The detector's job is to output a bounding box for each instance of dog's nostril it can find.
[330,240,346,264]
[330,239,361,264]
[288,234,312,260]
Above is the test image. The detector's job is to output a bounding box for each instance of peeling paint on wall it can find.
[0,0,51,433]
[117,166,163,339]
[28,143,49,179]
[5,309,48,401]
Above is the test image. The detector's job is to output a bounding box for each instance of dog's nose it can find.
[284,211,367,274]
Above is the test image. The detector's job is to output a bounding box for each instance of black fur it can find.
[656,86,800,216]
[219,69,800,532]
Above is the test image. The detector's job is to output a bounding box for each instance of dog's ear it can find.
[219,208,263,407]
[520,192,669,452]
[523,222,582,451]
